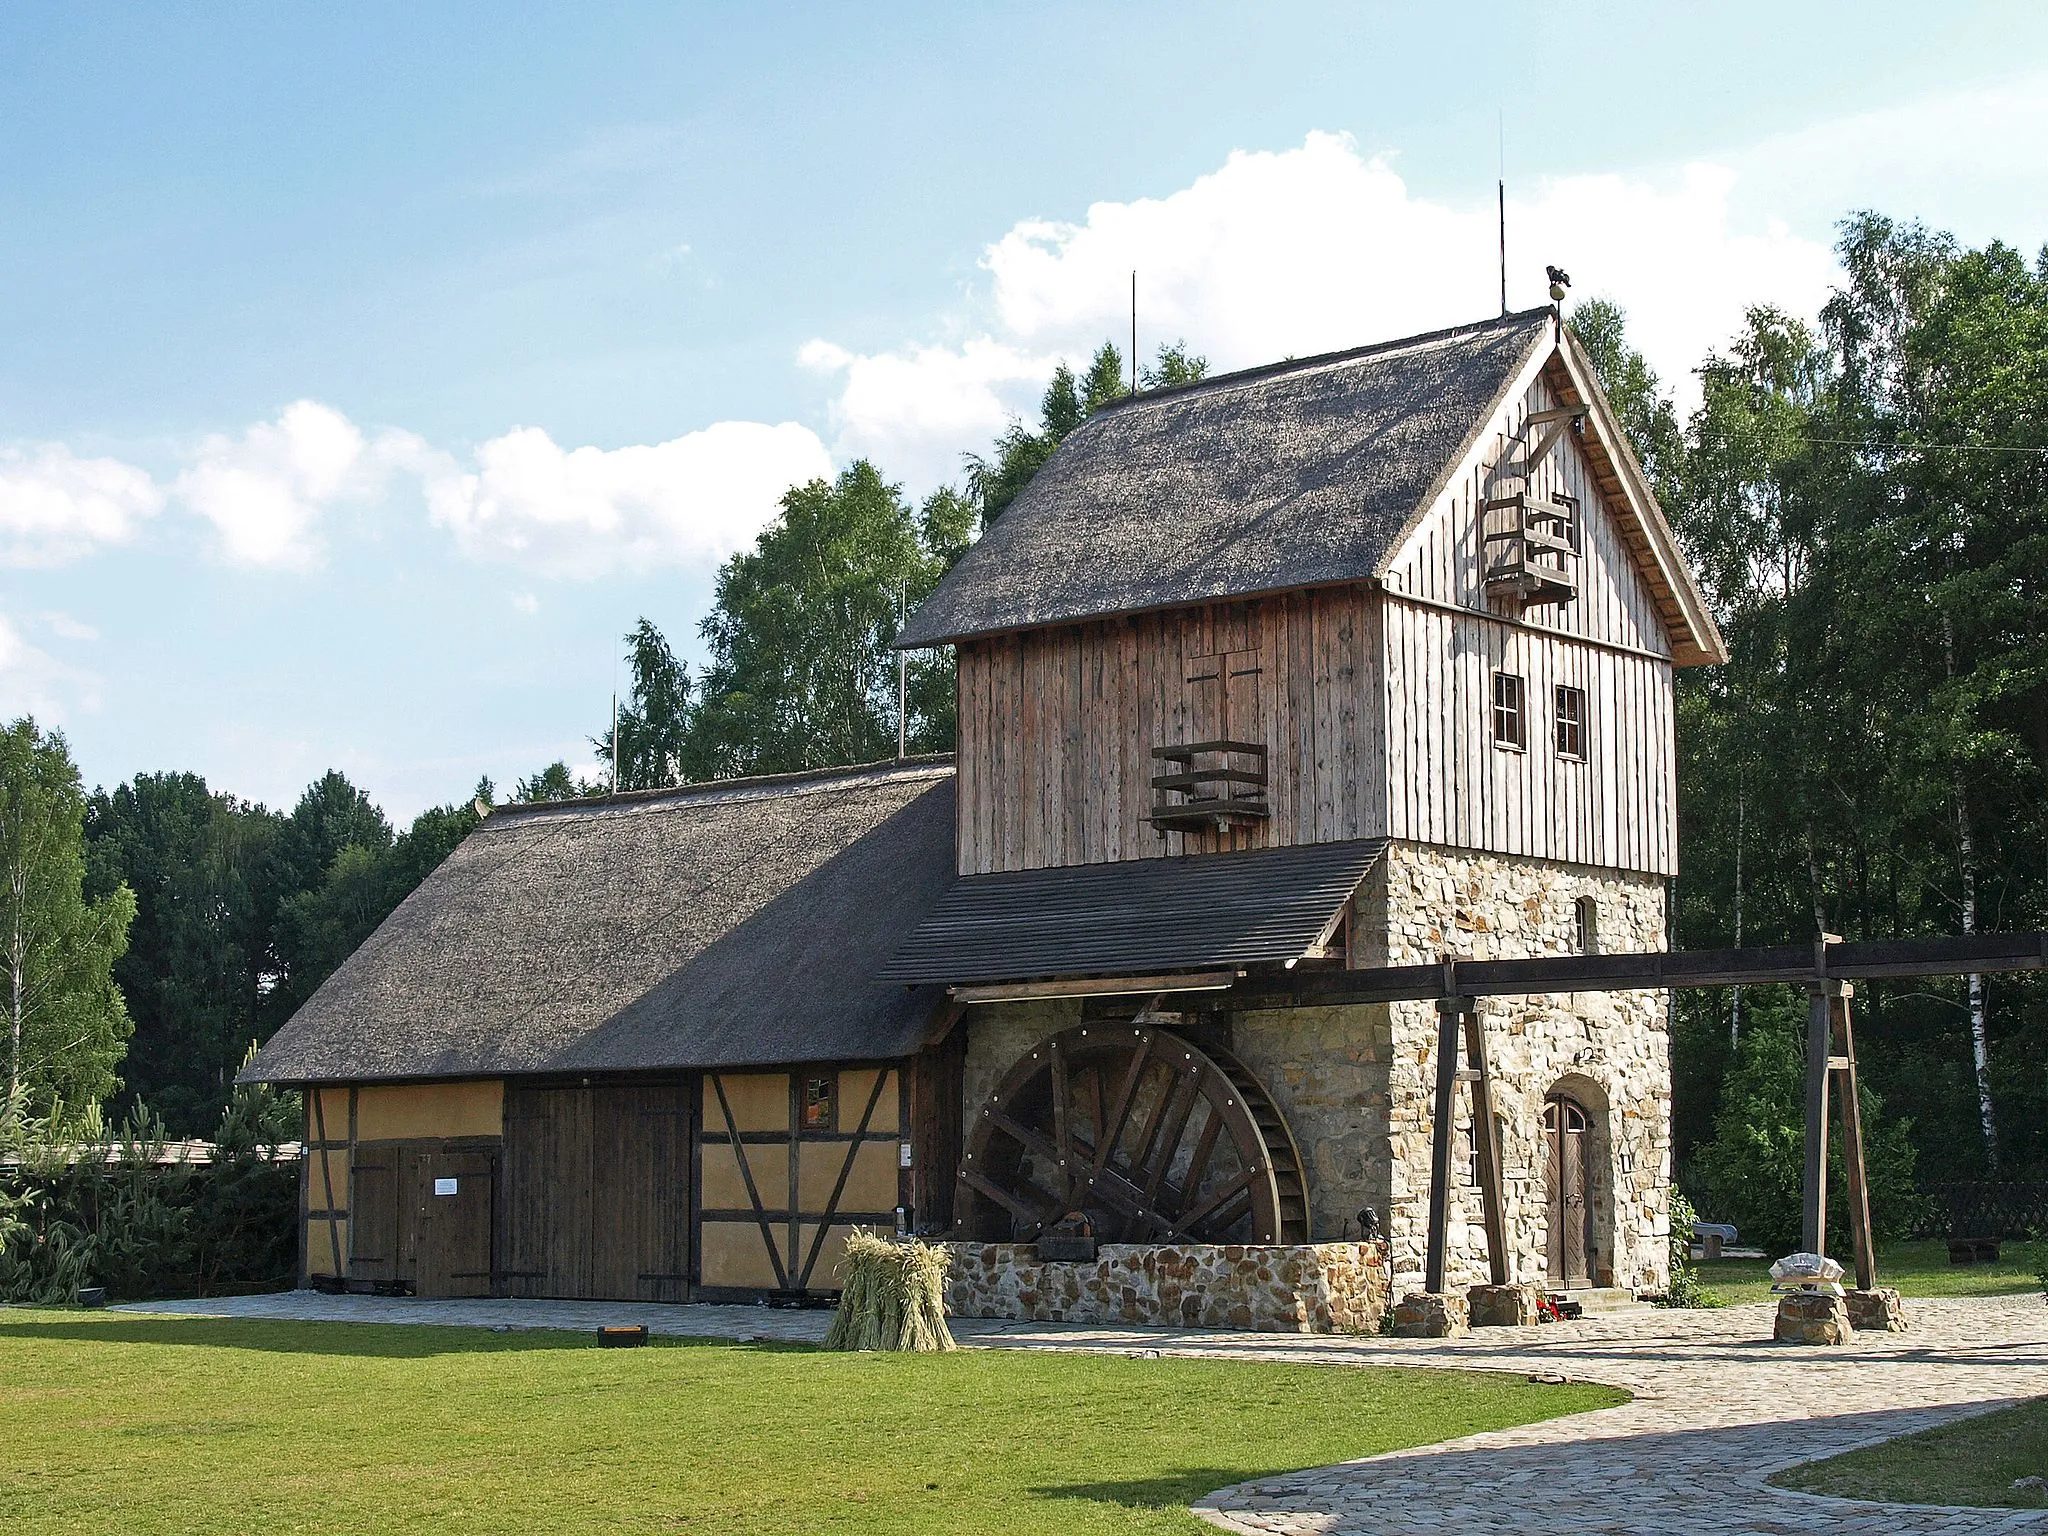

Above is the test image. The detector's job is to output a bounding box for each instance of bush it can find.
[1688,991,1927,1254]
[1656,1191,1722,1309]
[0,1056,299,1304]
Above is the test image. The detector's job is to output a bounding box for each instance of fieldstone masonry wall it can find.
[945,1241,1390,1333]
[1376,841,1670,1296]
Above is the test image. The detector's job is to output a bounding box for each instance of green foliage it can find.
[85,772,278,1134]
[1569,299,1682,500]
[1687,990,1925,1253]
[1656,1191,1721,1309]
[0,1058,298,1303]
[1142,339,1210,390]
[680,461,962,780]
[1629,216,2048,1188]
[0,719,135,1111]
[512,762,583,803]
[593,618,695,791]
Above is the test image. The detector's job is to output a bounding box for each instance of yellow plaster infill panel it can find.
[795,1141,899,1215]
[701,1141,789,1212]
[699,1220,786,1290]
[309,1087,352,1141]
[800,1224,861,1290]
[305,1216,349,1278]
[838,1069,900,1133]
[354,1080,503,1142]
[707,1073,790,1133]
[307,1149,350,1212]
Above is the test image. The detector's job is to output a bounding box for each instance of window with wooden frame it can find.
[1575,895,1600,956]
[1491,670,1526,750]
[801,1074,837,1132]
[1554,684,1587,760]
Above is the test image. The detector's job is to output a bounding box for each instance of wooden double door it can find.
[498,1081,693,1301]
[1543,1094,1594,1288]
[348,1142,496,1298]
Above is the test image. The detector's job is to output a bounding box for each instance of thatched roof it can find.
[897,308,1553,646]
[241,760,957,1085]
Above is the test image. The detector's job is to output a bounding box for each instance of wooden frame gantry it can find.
[1189,930,2047,1296]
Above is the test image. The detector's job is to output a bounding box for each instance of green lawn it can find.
[1696,1239,2044,1306]
[1771,1396,2048,1508]
[0,1310,1621,1535]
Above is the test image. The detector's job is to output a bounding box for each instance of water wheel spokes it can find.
[955,1023,1309,1246]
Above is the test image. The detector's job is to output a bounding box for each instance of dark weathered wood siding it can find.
[955,590,1386,874]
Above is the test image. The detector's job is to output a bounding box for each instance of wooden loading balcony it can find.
[1483,491,1579,608]
[1149,741,1270,831]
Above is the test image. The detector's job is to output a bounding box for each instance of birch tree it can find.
[0,718,134,1110]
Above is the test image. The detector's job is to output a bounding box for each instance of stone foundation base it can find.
[1392,1290,1470,1338]
[943,1241,1388,1334]
[1774,1290,1854,1345]
[1844,1286,1906,1332]
[1467,1283,1542,1328]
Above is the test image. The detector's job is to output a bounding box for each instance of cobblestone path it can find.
[120,1291,2048,1533]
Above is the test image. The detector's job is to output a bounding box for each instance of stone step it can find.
[1547,1287,1651,1315]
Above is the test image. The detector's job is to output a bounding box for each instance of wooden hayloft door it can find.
[1543,1095,1593,1288]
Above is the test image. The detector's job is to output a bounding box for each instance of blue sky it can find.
[6,2,2048,818]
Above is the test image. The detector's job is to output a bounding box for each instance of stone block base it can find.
[944,1241,1388,1334]
[1774,1290,1854,1345]
[1467,1283,1542,1328]
[1392,1290,1470,1338]
[1844,1286,1906,1332]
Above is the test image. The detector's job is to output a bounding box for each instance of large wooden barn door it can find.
[696,1066,905,1299]
[1544,1095,1593,1288]
[346,1143,493,1297]
[498,1081,692,1301]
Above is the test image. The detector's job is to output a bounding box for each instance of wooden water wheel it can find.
[954,1023,1309,1245]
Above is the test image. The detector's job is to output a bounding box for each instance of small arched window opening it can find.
[1574,895,1600,955]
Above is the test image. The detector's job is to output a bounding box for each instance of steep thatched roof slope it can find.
[897,308,1553,646]
[242,760,957,1085]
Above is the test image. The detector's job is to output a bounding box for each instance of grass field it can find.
[1695,1239,2045,1306]
[0,1310,1621,1535]
[1772,1396,2048,1508]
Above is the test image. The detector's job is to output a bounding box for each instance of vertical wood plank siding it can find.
[955,587,1386,874]
[1380,370,1677,875]
[955,368,1678,878]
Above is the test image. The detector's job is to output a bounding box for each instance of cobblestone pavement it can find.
[117,1291,2048,1533]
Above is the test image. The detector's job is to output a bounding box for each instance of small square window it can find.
[802,1075,836,1132]
[1492,671,1526,749]
[1555,685,1586,759]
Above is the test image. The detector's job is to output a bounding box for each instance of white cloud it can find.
[0,612,96,721]
[800,336,1051,490]
[800,130,1843,487]
[0,443,162,566]
[426,419,831,578]
[173,400,429,569]
[39,612,99,642]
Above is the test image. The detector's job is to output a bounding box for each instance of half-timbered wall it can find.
[1379,366,1678,875]
[955,590,1385,874]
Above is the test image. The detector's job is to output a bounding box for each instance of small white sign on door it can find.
[433,1177,459,1196]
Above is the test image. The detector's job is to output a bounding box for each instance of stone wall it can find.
[945,1241,1390,1333]
[1375,841,1671,1296]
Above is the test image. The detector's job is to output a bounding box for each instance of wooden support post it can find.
[1830,987,1878,1291]
[1423,995,1468,1294]
[1801,976,1839,1256]
[1464,1011,1510,1286]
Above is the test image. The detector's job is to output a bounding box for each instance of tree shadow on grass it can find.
[0,1314,802,1360]
[1030,1470,1278,1510]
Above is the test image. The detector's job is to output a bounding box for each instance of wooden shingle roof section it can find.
[895,309,1555,647]
[241,759,959,1085]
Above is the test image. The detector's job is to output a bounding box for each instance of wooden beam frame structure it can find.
[1196,930,2044,1299]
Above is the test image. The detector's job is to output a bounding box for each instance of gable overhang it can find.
[1372,313,1727,668]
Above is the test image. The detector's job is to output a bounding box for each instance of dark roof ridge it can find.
[1089,305,1554,416]
[488,753,955,826]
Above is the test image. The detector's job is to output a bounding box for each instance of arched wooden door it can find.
[1543,1095,1593,1288]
